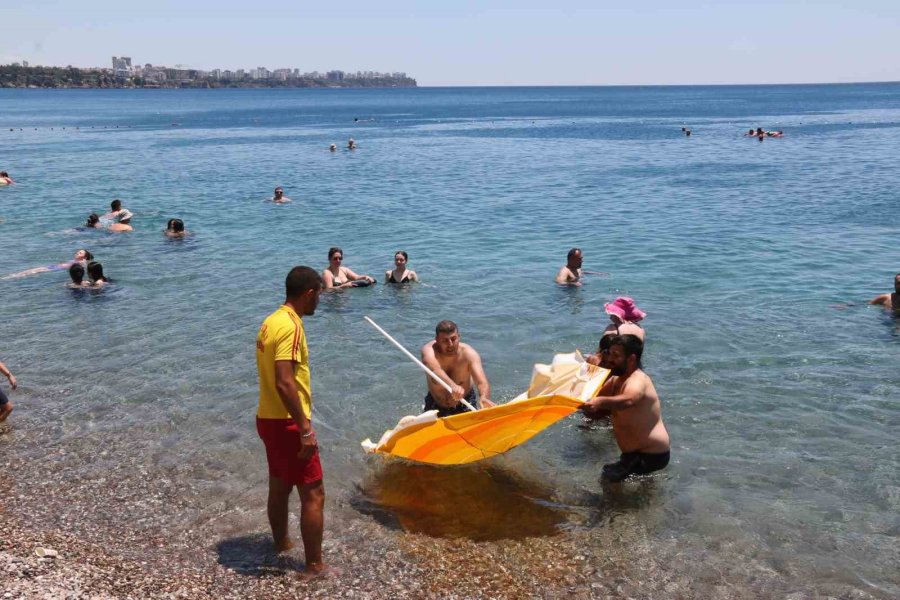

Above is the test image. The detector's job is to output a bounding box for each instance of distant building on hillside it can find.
[112,56,133,77]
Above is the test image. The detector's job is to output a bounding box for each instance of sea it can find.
[1,84,898,597]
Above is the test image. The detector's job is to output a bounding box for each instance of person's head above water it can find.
[68,263,85,285]
[117,210,133,224]
[285,265,324,315]
[394,250,409,265]
[166,218,185,233]
[434,320,460,355]
[85,213,100,228]
[329,144,337,151]
[328,247,344,263]
[111,199,122,212]
[74,249,94,262]
[605,334,643,376]
[894,272,900,293]
[0,171,9,177]
[87,261,106,282]
[567,247,583,269]
[274,187,284,197]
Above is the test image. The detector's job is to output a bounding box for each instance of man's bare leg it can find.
[267,475,295,553]
[0,403,12,423]
[298,480,334,578]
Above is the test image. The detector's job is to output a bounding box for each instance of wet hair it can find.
[608,334,643,367]
[69,263,85,284]
[567,247,582,259]
[167,218,184,232]
[598,334,614,353]
[0,171,8,177]
[274,187,284,194]
[328,247,343,260]
[87,261,107,282]
[435,320,458,336]
[285,266,323,299]
[395,250,408,261]
[111,199,121,211]
[77,249,94,261]
[86,213,100,227]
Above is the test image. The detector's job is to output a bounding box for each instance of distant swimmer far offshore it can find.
[270,187,292,204]
[0,171,15,186]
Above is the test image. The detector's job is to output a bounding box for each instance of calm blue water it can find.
[1,85,899,596]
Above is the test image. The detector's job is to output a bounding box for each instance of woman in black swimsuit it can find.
[322,247,375,290]
[385,250,418,284]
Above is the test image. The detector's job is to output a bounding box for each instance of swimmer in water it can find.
[3,249,93,280]
[85,213,102,229]
[165,218,187,238]
[586,297,647,367]
[385,251,418,284]
[322,247,375,290]
[329,144,337,152]
[87,261,109,287]
[868,272,900,311]
[67,263,90,288]
[555,248,584,286]
[271,187,292,204]
[0,171,14,186]
[103,199,129,220]
[108,210,133,232]
[348,138,357,150]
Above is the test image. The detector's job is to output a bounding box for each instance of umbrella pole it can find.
[363,316,478,412]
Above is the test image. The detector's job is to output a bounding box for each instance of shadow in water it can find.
[215,533,304,577]
[353,460,571,541]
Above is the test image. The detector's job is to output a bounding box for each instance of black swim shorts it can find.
[0,387,8,406]
[601,450,670,482]
[423,388,476,418]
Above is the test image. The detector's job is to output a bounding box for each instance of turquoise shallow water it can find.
[1,85,899,595]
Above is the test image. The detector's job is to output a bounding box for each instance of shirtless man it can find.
[868,273,900,310]
[555,248,583,286]
[420,320,495,417]
[108,210,133,232]
[271,187,292,204]
[580,335,670,482]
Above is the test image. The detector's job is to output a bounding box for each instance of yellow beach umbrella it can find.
[361,316,608,465]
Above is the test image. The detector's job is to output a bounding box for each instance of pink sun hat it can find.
[604,297,646,322]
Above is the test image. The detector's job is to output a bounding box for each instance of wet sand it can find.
[2,420,891,599]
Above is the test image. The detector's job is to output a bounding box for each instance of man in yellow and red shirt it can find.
[256,266,331,578]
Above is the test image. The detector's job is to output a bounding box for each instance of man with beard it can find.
[580,334,670,482]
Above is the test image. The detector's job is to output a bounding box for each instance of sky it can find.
[2,1,899,86]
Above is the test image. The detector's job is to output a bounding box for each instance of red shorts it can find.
[256,418,323,486]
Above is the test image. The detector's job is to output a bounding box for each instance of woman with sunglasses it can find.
[322,247,375,290]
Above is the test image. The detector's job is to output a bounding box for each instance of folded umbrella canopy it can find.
[361,352,609,465]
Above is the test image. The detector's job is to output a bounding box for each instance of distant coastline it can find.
[0,64,416,89]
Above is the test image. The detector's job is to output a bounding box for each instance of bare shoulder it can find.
[460,342,482,361]
[421,340,436,355]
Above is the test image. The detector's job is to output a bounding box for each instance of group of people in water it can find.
[746,126,784,140]
[320,247,418,290]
